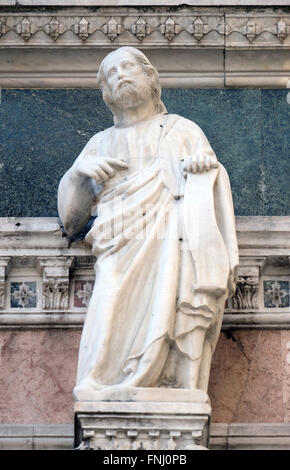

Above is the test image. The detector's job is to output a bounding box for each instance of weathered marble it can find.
[0,329,81,424]
[57,48,238,402]
[209,330,284,423]
[0,329,290,424]
[281,331,290,423]
[75,395,211,450]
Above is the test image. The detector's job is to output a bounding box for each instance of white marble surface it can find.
[73,385,210,403]
[58,47,238,395]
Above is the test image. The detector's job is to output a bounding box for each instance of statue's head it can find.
[96,47,166,123]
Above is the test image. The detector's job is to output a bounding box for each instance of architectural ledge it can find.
[1,422,290,450]
[0,216,289,329]
[0,5,289,87]
[1,1,289,6]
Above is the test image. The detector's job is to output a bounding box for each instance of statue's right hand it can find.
[71,157,128,183]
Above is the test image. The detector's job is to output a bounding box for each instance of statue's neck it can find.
[114,101,157,128]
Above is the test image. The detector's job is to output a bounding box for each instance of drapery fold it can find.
[75,114,238,387]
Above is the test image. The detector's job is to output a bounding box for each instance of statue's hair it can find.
[96,47,167,118]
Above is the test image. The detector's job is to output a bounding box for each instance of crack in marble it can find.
[230,330,261,423]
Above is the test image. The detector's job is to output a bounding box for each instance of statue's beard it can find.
[110,81,152,111]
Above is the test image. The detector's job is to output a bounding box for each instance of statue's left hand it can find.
[182,154,218,177]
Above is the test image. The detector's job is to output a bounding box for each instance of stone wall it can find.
[1,328,290,426]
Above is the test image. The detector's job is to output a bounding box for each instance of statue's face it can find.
[102,49,152,111]
[103,50,145,96]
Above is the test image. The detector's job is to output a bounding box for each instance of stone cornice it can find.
[1,216,290,256]
[0,5,289,87]
[1,1,289,6]
[0,8,289,49]
[2,422,290,450]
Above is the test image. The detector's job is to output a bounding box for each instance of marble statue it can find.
[58,47,239,396]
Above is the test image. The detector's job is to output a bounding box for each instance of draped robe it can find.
[75,113,238,388]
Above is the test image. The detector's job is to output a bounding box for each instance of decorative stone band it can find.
[2,1,290,6]
[0,216,290,329]
[0,10,289,48]
[1,422,290,450]
[0,6,289,88]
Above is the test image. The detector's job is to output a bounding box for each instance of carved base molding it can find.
[74,389,211,450]
[0,216,290,329]
[0,5,289,87]
[1,422,290,450]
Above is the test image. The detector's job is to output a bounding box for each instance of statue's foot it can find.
[73,377,104,397]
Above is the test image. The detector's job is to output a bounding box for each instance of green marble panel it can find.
[0,89,289,217]
[261,89,290,216]
[163,89,263,215]
[0,89,113,217]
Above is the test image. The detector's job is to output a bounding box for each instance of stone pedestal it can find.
[74,388,211,450]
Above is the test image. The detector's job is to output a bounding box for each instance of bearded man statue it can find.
[58,47,239,397]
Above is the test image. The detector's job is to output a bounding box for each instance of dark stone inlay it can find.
[264,280,290,309]
[10,281,37,308]
[74,280,94,308]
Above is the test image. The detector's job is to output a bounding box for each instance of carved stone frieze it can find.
[130,16,151,42]
[10,281,37,308]
[15,17,36,41]
[230,276,259,310]
[74,17,91,41]
[80,429,204,450]
[264,280,290,309]
[225,14,290,46]
[160,17,181,42]
[226,257,266,311]
[102,17,123,42]
[0,217,289,327]
[74,280,94,308]
[37,256,74,310]
[189,16,209,41]
[0,9,288,48]
[45,17,62,41]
